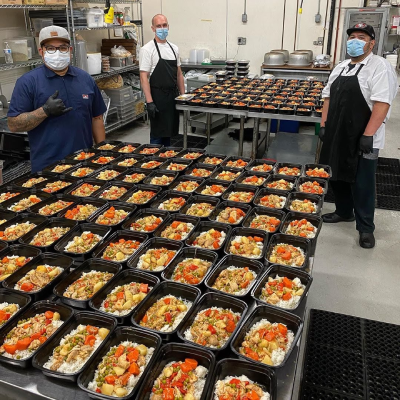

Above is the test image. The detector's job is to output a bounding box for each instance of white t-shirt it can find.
[322,53,398,149]
[139,40,181,75]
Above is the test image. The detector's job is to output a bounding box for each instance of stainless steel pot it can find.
[263,52,285,66]
[271,49,289,63]
[293,49,313,62]
[288,52,310,66]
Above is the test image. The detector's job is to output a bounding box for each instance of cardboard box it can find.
[1,0,23,5]
[23,0,45,4]
[45,0,68,4]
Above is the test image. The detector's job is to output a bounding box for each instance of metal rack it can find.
[0,57,43,71]
[91,64,139,81]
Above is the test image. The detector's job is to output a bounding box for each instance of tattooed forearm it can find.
[8,107,47,133]
[92,115,105,144]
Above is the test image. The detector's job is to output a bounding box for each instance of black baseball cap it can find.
[347,23,375,39]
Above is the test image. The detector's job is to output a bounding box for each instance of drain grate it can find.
[300,309,400,400]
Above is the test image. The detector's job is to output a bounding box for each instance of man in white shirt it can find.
[319,23,398,249]
[139,14,185,146]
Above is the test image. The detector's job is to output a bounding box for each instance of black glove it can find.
[146,102,159,119]
[319,126,326,142]
[359,135,373,154]
[42,90,72,117]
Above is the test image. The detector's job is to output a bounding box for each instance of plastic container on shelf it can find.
[86,7,105,28]
[31,18,53,36]
[104,86,135,106]
[87,52,102,75]
[3,39,28,62]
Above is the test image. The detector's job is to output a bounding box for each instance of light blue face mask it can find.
[347,38,367,57]
[156,28,169,41]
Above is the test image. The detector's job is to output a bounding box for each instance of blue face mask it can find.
[347,38,367,57]
[156,28,169,41]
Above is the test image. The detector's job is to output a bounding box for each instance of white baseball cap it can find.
[39,25,70,45]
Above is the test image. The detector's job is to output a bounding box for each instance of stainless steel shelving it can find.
[0,3,66,8]
[92,64,139,80]
[0,57,43,71]
[74,21,142,31]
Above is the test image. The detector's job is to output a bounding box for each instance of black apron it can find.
[320,64,371,183]
[149,39,179,138]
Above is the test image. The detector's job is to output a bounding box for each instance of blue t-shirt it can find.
[8,65,106,173]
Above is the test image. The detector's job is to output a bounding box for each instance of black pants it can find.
[330,155,378,233]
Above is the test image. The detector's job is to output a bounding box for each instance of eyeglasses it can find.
[44,45,70,54]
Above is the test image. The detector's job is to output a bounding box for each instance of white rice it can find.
[87,341,155,397]
[217,212,244,224]
[14,266,63,292]
[158,200,182,211]
[244,319,294,366]
[137,249,176,272]
[201,186,223,196]
[64,232,102,253]
[289,201,317,213]
[218,266,257,296]
[150,295,192,332]
[162,222,194,240]
[149,361,208,400]
[43,324,103,373]
[214,375,270,400]
[184,307,241,348]
[0,302,19,316]
[230,236,264,258]
[193,230,226,248]
[284,223,317,238]
[99,284,153,316]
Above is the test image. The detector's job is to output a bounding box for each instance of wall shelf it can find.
[0,4,66,8]
[0,58,43,71]
[74,21,142,31]
[92,64,139,81]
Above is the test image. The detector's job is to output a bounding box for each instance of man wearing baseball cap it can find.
[7,25,106,172]
[319,23,398,249]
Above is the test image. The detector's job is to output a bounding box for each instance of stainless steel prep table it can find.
[176,104,322,161]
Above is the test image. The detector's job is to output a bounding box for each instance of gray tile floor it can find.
[109,95,400,399]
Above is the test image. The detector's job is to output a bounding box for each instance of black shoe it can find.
[322,212,355,223]
[359,232,375,249]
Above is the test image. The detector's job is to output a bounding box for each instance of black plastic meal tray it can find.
[0,186,28,202]
[158,157,193,174]
[112,142,142,154]
[110,153,145,168]
[205,358,277,400]
[153,214,200,242]
[118,167,152,184]
[176,291,248,356]
[34,176,81,195]
[265,233,311,270]
[296,176,329,195]
[149,190,192,213]
[121,208,169,235]
[286,192,323,216]
[221,183,259,204]
[168,175,205,194]
[127,237,183,275]
[194,179,232,197]
[28,194,77,217]
[41,159,82,176]
[64,178,105,199]
[77,326,162,400]
[0,190,54,213]
[208,200,252,226]
[57,197,108,221]
[2,252,74,302]
[120,184,161,208]
[230,305,303,370]
[91,164,128,182]
[65,148,100,162]
[204,254,264,300]
[185,221,232,253]
[0,209,17,224]
[91,230,148,266]
[32,311,117,382]
[93,181,134,202]
[264,174,298,192]
[0,300,74,368]
[18,218,78,252]
[88,269,160,325]
[158,146,184,158]
[53,223,112,260]
[142,170,179,188]
[89,152,123,166]
[131,281,201,341]
[223,226,268,261]
[235,171,269,186]
[251,264,313,318]
[53,259,122,309]
[93,140,123,151]
[274,162,303,176]
[10,172,54,190]
[136,342,215,400]
[179,195,220,220]
[0,288,31,330]
[87,202,137,228]
[161,247,218,287]
[245,158,276,174]
[138,157,169,172]
[209,166,244,182]
[280,211,323,257]
[254,188,289,210]
[0,213,47,244]
[133,143,164,156]
[303,163,332,179]
[185,163,218,180]
[178,148,206,160]
[242,206,286,234]
[221,155,253,170]
[197,153,228,165]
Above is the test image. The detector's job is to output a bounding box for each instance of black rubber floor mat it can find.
[299,309,400,400]
[170,135,213,149]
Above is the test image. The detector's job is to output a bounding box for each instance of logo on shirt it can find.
[82,94,89,99]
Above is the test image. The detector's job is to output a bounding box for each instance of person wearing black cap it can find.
[319,23,398,249]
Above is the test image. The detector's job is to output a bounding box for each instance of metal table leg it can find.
[277,119,281,134]
[265,118,271,152]
[224,115,229,128]
[183,110,189,149]
[315,138,322,163]
[206,113,212,145]
[238,116,245,156]
[252,118,260,159]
